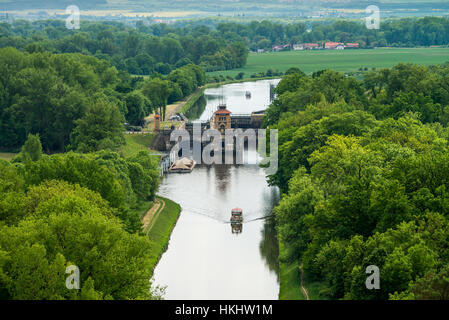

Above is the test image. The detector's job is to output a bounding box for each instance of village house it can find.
[325,42,345,50]
[293,43,320,50]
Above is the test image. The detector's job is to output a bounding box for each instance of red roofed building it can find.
[213,104,232,134]
[325,42,345,50]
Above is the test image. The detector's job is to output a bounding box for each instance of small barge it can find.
[169,157,196,173]
[230,208,243,224]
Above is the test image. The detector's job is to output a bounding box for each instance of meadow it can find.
[207,47,449,78]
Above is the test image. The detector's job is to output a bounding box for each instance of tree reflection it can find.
[185,94,207,120]
[259,216,280,282]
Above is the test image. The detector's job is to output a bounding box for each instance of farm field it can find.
[207,47,449,78]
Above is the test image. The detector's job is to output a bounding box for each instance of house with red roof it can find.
[325,42,345,50]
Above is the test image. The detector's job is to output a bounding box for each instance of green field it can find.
[208,48,449,78]
[0,152,16,161]
[120,134,156,158]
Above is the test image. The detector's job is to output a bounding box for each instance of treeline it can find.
[0,47,205,153]
[214,17,449,49]
[0,133,161,299]
[0,20,247,74]
[267,63,449,299]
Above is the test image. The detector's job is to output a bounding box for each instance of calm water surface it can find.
[152,79,281,300]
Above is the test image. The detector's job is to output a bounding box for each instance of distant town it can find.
[257,42,360,53]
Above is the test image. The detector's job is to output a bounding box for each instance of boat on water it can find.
[230,208,243,224]
[168,157,196,173]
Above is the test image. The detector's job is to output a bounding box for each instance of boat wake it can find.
[182,206,274,224]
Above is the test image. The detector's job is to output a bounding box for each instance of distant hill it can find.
[1,0,448,14]
[0,0,107,10]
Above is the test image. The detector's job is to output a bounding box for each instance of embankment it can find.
[147,196,181,276]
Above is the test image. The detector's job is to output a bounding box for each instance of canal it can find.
[152,79,281,300]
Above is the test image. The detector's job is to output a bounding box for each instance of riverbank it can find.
[278,242,328,300]
[120,134,156,158]
[146,196,181,276]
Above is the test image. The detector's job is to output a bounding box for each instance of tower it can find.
[154,114,161,131]
[213,104,232,135]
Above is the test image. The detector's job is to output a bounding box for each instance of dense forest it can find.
[266,63,449,299]
[2,16,449,78]
[0,20,247,74]
[0,47,206,152]
[0,19,181,298]
[0,20,209,299]
[0,133,162,299]
[179,17,449,50]
[2,14,449,301]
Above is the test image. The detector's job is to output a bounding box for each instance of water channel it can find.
[152,79,281,300]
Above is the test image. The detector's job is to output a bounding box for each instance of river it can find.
[152,79,281,300]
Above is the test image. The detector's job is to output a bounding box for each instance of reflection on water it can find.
[152,79,281,300]
[231,223,243,234]
[185,94,207,120]
[259,217,280,277]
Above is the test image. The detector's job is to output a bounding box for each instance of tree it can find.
[0,160,26,226]
[235,72,245,80]
[269,63,449,300]
[23,152,126,211]
[71,99,125,152]
[125,92,148,126]
[410,265,449,300]
[0,180,158,300]
[126,151,160,201]
[141,78,171,120]
[20,134,42,162]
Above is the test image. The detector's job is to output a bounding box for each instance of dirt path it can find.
[142,199,161,232]
[142,198,166,234]
[299,264,310,300]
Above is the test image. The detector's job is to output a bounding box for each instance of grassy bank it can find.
[147,196,181,275]
[120,134,156,158]
[279,259,305,300]
[180,87,207,114]
[208,47,449,78]
[131,199,154,220]
[278,242,328,300]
